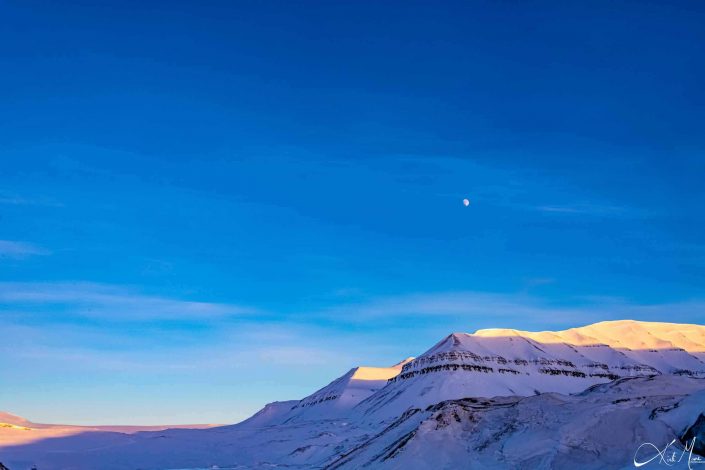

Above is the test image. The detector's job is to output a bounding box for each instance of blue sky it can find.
[1,0,704,424]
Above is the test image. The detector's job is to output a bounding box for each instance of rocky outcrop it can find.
[681,413,705,457]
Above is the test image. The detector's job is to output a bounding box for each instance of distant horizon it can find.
[2,0,704,425]
[4,316,704,426]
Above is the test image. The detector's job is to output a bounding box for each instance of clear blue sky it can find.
[1,0,704,425]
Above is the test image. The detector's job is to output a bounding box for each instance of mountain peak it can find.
[0,412,32,427]
[356,319,705,419]
[283,359,414,421]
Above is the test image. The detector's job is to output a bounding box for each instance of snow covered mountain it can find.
[359,320,705,420]
[0,412,216,450]
[1,320,704,470]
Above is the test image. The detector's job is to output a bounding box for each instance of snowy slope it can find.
[3,376,704,470]
[281,358,414,422]
[478,320,705,371]
[325,375,705,470]
[0,413,217,451]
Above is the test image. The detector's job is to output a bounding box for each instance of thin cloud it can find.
[257,346,342,366]
[0,321,354,373]
[534,204,628,216]
[0,193,63,207]
[0,281,251,321]
[523,277,555,287]
[0,240,50,258]
[303,291,705,331]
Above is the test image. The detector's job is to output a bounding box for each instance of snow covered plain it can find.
[2,320,705,469]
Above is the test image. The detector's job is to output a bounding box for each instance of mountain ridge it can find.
[2,319,704,469]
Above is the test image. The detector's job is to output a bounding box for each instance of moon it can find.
[462,198,470,207]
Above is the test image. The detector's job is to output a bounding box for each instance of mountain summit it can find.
[355,320,705,419]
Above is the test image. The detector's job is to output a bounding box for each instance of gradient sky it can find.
[1,0,704,425]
